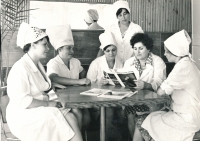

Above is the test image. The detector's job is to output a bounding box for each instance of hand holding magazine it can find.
[103,67,137,87]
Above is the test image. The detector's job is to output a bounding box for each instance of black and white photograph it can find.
[1,0,200,141]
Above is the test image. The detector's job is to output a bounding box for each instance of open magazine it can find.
[103,68,137,87]
[80,88,111,96]
[80,88,137,99]
[97,89,137,99]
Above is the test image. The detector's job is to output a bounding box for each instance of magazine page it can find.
[103,71,121,86]
[110,69,126,87]
[115,68,137,87]
[80,88,111,96]
[103,67,137,87]
[98,89,137,99]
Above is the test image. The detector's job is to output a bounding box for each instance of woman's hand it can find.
[48,101,63,108]
[52,82,67,91]
[79,78,91,85]
[100,77,109,85]
[134,80,145,90]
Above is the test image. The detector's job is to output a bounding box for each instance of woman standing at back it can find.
[97,0,143,64]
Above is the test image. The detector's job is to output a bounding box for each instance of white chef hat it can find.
[113,0,130,16]
[84,9,99,24]
[99,32,117,50]
[164,29,191,57]
[46,24,74,50]
[17,22,47,49]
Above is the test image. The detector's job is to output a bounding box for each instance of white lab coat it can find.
[104,22,143,64]
[142,57,200,141]
[6,54,74,141]
[47,55,83,79]
[124,53,166,91]
[87,55,123,82]
[88,22,104,30]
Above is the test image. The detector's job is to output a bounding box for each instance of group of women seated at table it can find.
[6,0,200,141]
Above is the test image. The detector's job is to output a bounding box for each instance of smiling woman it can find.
[6,22,83,141]
[46,24,91,132]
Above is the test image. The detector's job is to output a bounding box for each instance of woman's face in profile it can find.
[117,9,130,24]
[33,37,49,59]
[104,45,117,60]
[133,42,149,60]
[164,46,176,62]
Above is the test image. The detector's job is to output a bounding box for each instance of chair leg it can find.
[84,130,88,141]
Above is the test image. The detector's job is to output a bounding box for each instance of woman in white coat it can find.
[97,0,143,64]
[87,32,124,140]
[87,32,123,83]
[133,30,200,141]
[124,33,166,139]
[46,25,91,132]
[6,22,83,141]
[84,9,104,30]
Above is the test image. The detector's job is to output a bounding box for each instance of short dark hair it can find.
[116,8,129,17]
[23,36,49,53]
[130,33,153,51]
[103,45,112,51]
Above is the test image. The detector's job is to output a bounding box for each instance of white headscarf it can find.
[17,22,47,49]
[113,0,130,16]
[46,25,74,50]
[84,9,99,24]
[99,32,117,50]
[164,29,191,57]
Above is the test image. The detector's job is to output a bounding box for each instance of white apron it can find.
[142,57,200,141]
[6,54,74,141]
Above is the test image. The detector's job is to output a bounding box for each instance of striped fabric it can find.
[133,52,153,76]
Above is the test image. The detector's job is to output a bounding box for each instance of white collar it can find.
[56,55,74,69]
[23,53,43,72]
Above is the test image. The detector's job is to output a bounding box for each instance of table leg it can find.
[100,106,105,141]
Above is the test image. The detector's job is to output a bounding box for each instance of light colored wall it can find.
[192,0,200,69]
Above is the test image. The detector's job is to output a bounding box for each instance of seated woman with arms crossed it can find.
[46,25,90,132]
[6,22,82,141]
[124,33,166,139]
[133,30,200,141]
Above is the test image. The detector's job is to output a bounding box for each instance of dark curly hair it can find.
[116,8,130,17]
[130,33,153,51]
[23,36,49,53]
